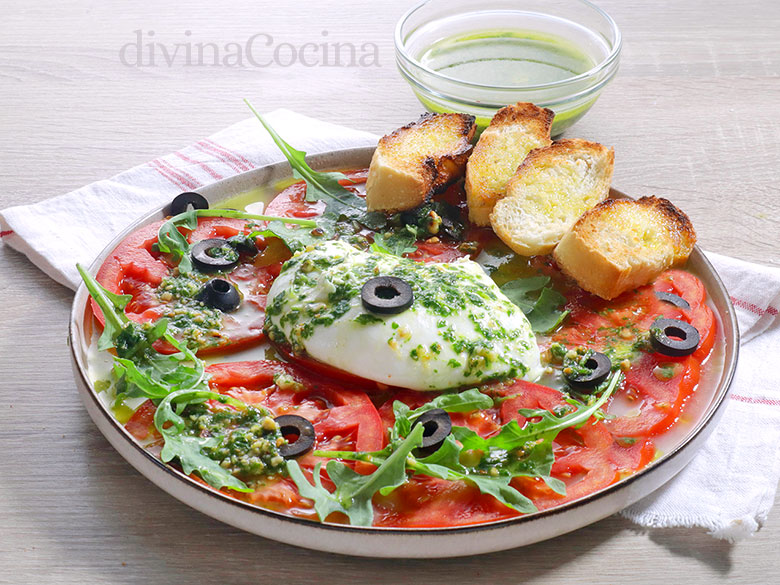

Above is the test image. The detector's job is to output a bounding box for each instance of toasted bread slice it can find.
[553,196,697,300]
[465,103,554,225]
[365,113,476,213]
[490,139,614,256]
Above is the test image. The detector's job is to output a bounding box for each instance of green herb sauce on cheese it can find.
[264,240,541,390]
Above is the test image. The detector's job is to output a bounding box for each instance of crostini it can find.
[490,139,614,256]
[553,196,697,300]
[365,113,476,213]
[465,102,554,226]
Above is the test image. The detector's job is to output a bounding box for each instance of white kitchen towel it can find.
[0,109,377,289]
[2,111,779,541]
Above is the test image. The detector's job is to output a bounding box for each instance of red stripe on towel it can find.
[203,138,255,169]
[731,394,780,407]
[149,160,189,190]
[0,230,13,238]
[731,296,779,317]
[174,151,224,181]
[197,140,251,172]
[193,142,243,174]
[157,159,200,190]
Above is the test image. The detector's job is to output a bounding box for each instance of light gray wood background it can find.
[1,0,779,583]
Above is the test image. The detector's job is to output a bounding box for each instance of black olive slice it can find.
[169,192,209,216]
[191,238,239,272]
[227,234,259,257]
[564,351,612,392]
[274,415,316,459]
[196,278,241,312]
[655,291,691,310]
[650,318,700,357]
[361,276,414,315]
[412,409,452,456]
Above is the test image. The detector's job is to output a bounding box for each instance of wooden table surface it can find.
[1,0,779,583]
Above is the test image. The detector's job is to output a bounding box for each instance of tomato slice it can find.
[93,216,272,355]
[373,475,519,527]
[552,268,714,443]
[125,399,159,442]
[264,169,368,219]
[125,360,384,519]
[207,360,384,515]
[206,360,384,452]
[653,269,716,359]
[372,388,518,527]
[499,382,613,509]
[605,352,700,437]
[272,342,386,393]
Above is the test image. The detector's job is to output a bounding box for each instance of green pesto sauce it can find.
[265,242,535,385]
[183,403,287,481]
[156,274,224,350]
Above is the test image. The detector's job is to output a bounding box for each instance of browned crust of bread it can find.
[637,196,697,261]
[553,195,697,299]
[574,196,696,260]
[367,113,476,212]
[489,102,555,131]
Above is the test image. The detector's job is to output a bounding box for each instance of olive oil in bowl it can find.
[419,30,596,88]
[395,0,621,135]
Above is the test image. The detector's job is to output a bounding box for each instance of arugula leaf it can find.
[287,424,424,526]
[156,208,317,271]
[314,376,621,518]
[370,226,418,257]
[155,389,253,493]
[389,388,493,442]
[78,264,132,350]
[500,275,569,333]
[79,264,257,493]
[286,462,348,523]
[246,99,385,238]
[527,287,569,332]
[410,388,495,416]
[156,209,200,273]
[248,221,321,253]
[499,276,550,312]
[245,99,359,209]
[454,372,620,453]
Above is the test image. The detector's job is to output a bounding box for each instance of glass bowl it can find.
[395,0,621,136]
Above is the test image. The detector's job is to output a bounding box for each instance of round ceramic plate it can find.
[69,146,739,558]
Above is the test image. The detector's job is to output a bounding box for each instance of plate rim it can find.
[68,145,740,556]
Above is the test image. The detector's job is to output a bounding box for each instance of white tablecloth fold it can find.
[2,110,778,541]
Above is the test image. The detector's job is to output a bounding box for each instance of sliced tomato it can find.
[127,360,384,519]
[552,283,684,352]
[372,388,518,527]
[605,352,700,437]
[497,379,652,510]
[653,269,716,359]
[125,399,159,442]
[93,220,169,320]
[264,169,368,219]
[208,359,383,517]
[524,422,620,510]
[207,359,384,460]
[272,342,386,393]
[93,216,271,355]
[373,475,519,527]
